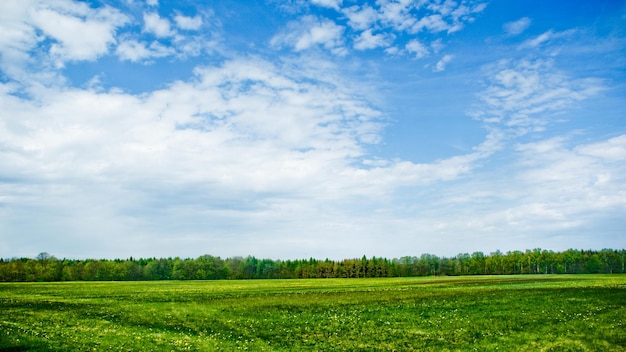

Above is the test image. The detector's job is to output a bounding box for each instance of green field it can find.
[1,275,624,351]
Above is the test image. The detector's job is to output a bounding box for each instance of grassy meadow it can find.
[0,275,624,351]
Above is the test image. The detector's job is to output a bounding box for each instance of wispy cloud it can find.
[270,16,346,55]
[174,13,203,31]
[578,135,626,161]
[354,29,391,50]
[519,29,577,49]
[405,39,430,58]
[343,4,378,31]
[115,39,174,62]
[375,133,626,255]
[510,135,626,224]
[311,0,343,11]
[434,54,454,72]
[503,17,531,36]
[471,58,604,134]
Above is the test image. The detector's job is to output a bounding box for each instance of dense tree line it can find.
[0,249,624,282]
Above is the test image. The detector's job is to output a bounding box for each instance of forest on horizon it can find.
[1,248,624,282]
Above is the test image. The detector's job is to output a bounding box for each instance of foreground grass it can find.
[0,275,624,351]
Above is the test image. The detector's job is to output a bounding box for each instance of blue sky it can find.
[1,0,625,260]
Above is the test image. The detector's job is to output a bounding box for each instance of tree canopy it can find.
[1,249,624,282]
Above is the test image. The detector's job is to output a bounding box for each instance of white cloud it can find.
[270,16,346,55]
[428,0,459,17]
[0,3,33,52]
[0,1,40,79]
[342,5,378,30]
[405,39,429,58]
[0,57,386,200]
[503,17,531,36]
[0,1,217,84]
[376,0,417,32]
[577,134,626,161]
[297,21,344,51]
[143,12,172,37]
[269,0,487,58]
[375,0,486,34]
[411,14,449,33]
[354,29,390,50]
[430,38,445,53]
[116,39,174,62]
[0,0,131,93]
[146,0,158,6]
[471,3,488,14]
[434,54,454,72]
[311,0,342,10]
[174,14,203,30]
[512,135,626,214]
[384,46,400,55]
[0,0,127,68]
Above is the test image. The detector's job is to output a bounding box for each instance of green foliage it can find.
[0,276,624,351]
[1,249,625,282]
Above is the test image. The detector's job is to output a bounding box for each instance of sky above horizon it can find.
[1,0,625,260]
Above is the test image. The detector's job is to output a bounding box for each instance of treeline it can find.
[0,248,624,282]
